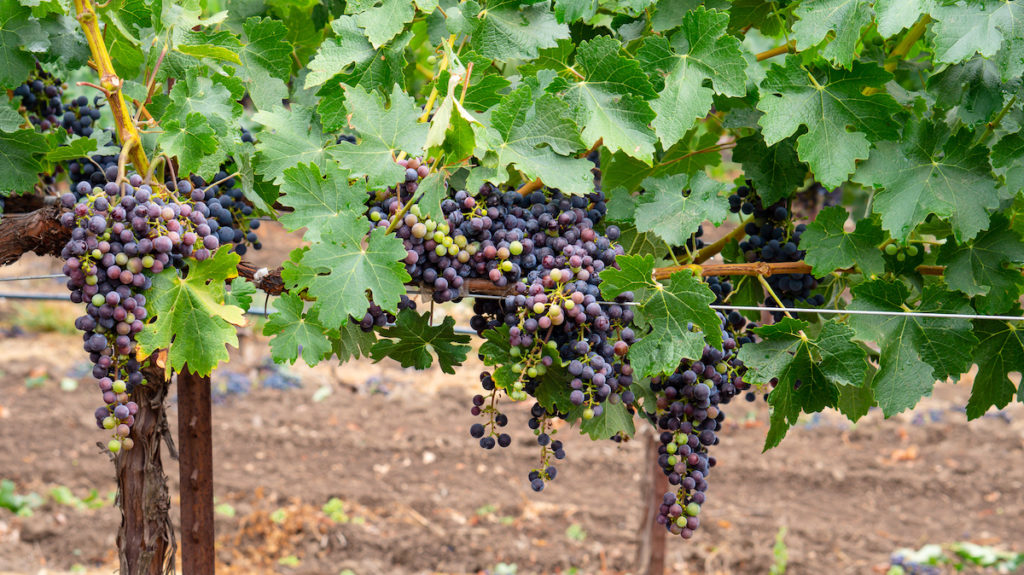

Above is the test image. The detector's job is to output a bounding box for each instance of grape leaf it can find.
[225,278,256,311]
[415,172,449,223]
[937,214,1024,315]
[554,0,596,23]
[314,29,411,128]
[801,206,886,276]
[992,132,1024,197]
[37,14,90,71]
[305,16,376,88]
[848,280,979,416]
[0,101,20,132]
[331,319,377,363]
[263,292,334,366]
[927,57,1008,126]
[792,0,873,68]
[44,136,97,162]
[470,87,593,197]
[757,56,902,187]
[578,401,635,440]
[599,129,723,193]
[738,318,868,449]
[0,129,50,192]
[931,0,1023,66]
[328,84,427,188]
[137,249,246,377]
[731,134,807,205]
[875,0,932,37]
[548,36,658,163]
[636,7,746,148]
[298,225,412,327]
[471,0,570,61]
[0,0,39,89]
[836,374,876,423]
[966,316,1024,419]
[177,29,243,64]
[252,105,331,185]
[370,310,471,374]
[240,17,293,81]
[601,255,722,377]
[854,119,1001,242]
[278,162,368,243]
[634,172,730,247]
[350,0,414,48]
[159,112,219,177]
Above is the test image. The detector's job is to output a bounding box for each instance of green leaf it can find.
[636,8,746,148]
[836,374,876,422]
[757,56,902,187]
[45,137,97,162]
[159,112,219,176]
[278,162,368,243]
[801,206,886,276]
[931,0,1023,65]
[0,100,21,132]
[551,36,658,163]
[738,318,868,449]
[328,84,428,188]
[176,29,243,64]
[966,316,1024,419]
[927,57,1008,126]
[297,225,411,327]
[471,87,593,196]
[853,119,1001,242]
[137,249,246,376]
[578,401,635,440]
[0,129,50,193]
[875,0,932,37]
[415,172,449,223]
[601,255,721,377]
[634,172,730,246]
[993,132,1024,198]
[305,16,376,88]
[792,0,873,68]
[370,310,471,374]
[252,105,330,185]
[848,280,979,416]
[240,17,293,81]
[331,320,377,363]
[554,0,596,23]
[263,292,334,366]
[351,0,415,48]
[0,0,39,89]
[37,14,90,71]
[731,134,807,205]
[937,214,1024,315]
[225,277,256,311]
[471,0,570,61]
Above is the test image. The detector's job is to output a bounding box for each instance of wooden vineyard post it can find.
[177,369,216,574]
[115,362,175,574]
[637,432,668,575]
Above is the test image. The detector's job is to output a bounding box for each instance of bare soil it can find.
[1,229,1023,575]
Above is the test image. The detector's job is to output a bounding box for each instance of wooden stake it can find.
[177,369,215,574]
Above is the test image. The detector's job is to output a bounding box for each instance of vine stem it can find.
[517,177,545,196]
[755,41,796,62]
[73,0,149,175]
[976,95,1017,146]
[757,274,794,320]
[691,217,751,264]
[884,15,931,74]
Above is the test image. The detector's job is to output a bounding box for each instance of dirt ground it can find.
[1,228,1023,575]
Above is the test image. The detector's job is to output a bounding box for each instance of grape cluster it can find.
[13,66,103,136]
[181,170,262,255]
[729,181,824,320]
[357,295,416,332]
[650,314,747,538]
[60,175,223,452]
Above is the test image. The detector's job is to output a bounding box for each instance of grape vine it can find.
[1,0,1023,565]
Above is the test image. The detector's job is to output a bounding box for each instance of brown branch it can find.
[0,205,69,266]
[517,177,545,196]
[653,261,948,280]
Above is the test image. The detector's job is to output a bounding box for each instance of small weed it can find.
[566,523,587,542]
[270,508,288,524]
[277,555,300,567]
[214,503,236,517]
[0,479,44,516]
[770,526,788,574]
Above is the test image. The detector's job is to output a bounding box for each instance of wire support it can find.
[0,274,66,282]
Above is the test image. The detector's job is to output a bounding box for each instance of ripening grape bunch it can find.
[649,313,749,538]
[60,175,224,453]
[11,64,103,136]
[729,181,824,320]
